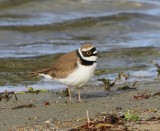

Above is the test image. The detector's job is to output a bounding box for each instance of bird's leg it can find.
[67,87,72,102]
[77,87,82,102]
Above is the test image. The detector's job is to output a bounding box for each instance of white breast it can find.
[58,62,97,87]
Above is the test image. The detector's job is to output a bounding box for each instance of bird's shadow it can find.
[70,88,137,100]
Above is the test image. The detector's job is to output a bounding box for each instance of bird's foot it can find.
[65,100,73,104]
[76,98,87,103]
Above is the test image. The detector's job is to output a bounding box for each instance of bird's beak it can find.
[97,53,102,58]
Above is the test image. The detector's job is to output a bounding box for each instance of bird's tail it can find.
[30,67,50,77]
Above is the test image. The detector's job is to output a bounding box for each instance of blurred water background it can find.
[0,0,160,92]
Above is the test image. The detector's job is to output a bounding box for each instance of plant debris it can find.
[98,72,138,91]
[117,85,136,91]
[118,72,130,80]
[11,104,36,109]
[70,113,124,131]
[133,94,151,100]
[147,116,160,121]
[0,90,18,101]
[124,110,141,121]
[26,86,48,94]
[133,91,160,100]
[43,101,50,106]
[15,91,26,94]
[153,59,160,75]
[62,88,70,97]
[98,78,116,90]
[152,91,160,96]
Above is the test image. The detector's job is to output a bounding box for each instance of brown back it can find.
[48,50,78,78]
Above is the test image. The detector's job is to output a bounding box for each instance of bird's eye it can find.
[86,51,91,55]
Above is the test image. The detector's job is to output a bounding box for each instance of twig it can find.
[118,72,130,80]
[98,78,116,91]
[86,110,90,127]
[11,104,36,109]
[14,93,18,100]
[133,81,138,87]
[153,59,160,69]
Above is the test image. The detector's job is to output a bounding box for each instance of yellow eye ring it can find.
[86,51,91,55]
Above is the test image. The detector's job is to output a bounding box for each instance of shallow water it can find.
[0,0,160,91]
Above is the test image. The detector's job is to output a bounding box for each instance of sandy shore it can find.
[0,81,160,131]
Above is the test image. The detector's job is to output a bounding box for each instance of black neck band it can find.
[77,50,96,66]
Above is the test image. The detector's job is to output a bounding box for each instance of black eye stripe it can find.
[77,50,96,66]
[82,51,89,56]
[81,47,97,57]
[90,47,96,52]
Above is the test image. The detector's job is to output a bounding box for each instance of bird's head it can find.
[78,43,98,62]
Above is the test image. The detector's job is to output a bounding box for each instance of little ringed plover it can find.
[31,43,98,102]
